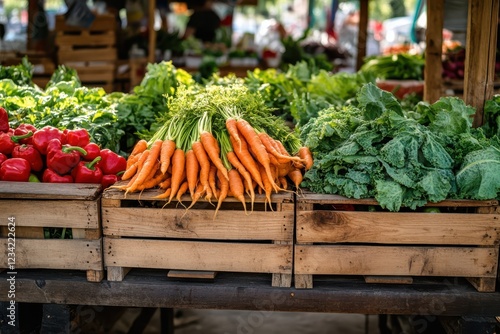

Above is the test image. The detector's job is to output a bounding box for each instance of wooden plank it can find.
[297,192,498,207]
[0,239,102,271]
[466,277,496,292]
[0,182,101,200]
[296,211,500,245]
[104,238,292,274]
[0,200,100,229]
[56,31,115,47]
[58,48,117,63]
[1,226,44,238]
[464,0,500,127]
[86,270,104,282]
[102,207,293,241]
[167,270,217,279]
[107,266,131,281]
[295,245,498,277]
[424,0,444,103]
[356,0,369,70]
[364,276,413,284]
[272,240,292,287]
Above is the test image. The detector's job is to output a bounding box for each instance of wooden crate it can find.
[101,187,294,287]
[0,182,103,282]
[295,192,500,292]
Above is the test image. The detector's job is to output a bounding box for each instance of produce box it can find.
[0,182,103,282]
[295,192,500,292]
[101,186,294,287]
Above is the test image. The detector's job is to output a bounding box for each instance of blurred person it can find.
[183,0,221,43]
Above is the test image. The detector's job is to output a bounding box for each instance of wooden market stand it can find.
[1,1,500,333]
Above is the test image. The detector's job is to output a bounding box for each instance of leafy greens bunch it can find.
[301,83,500,211]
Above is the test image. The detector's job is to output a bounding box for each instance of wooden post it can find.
[424,0,444,103]
[464,0,499,127]
[356,0,369,71]
[148,0,156,64]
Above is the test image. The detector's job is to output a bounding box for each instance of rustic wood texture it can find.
[103,207,293,240]
[0,182,101,200]
[0,200,100,229]
[0,239,102,271]
[296,210,500,245]
[107,266,131,282]
[0,226,44,238]
[105,238,292,275]
[424,0,444,103]
[58,48,117,63]
[295,245,498,278]
[464,0,500,127]
[297,191,498,207]
[56,31,115,47]
[167,270,217,279]
[3,270,500,315]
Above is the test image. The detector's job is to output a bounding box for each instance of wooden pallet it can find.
[295,192,500,292]
[101,186,294,287]
[0,182,104,282]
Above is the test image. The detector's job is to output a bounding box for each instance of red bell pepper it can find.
[63,128,90,148]
[14,124,37,145]
[12,144,44,172]
[97,149,127,175]
[0,107,9,133]
[46,139,87,175]
[72,156,103,183]
[0,158,31,182]
[0,131,34,155]
[32,126,63,155]
[101,174,119,189]
[0,153,7,166]
[42,168,73,183]
[82,142,101,161]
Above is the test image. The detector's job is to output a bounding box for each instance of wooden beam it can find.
[148,0,156,64]
[424,0,444,103]
[356,0,369,70]
[464,0,500,127]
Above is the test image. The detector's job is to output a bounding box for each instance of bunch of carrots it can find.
[112,84,313,217]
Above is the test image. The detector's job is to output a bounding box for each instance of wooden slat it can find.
[464,0,500,127]
[58,48,117,63]
[0,182,101,200]
[296,211,500,245]
[107,266,131,281]
[295,245,498,278]
[356,0,369,71]
[104,238,292,274]
[0,239,102,271]
[102,207,293,241]
[167,270,217,279]
[297,192,498,207]
[0,226,44,238]
[424,0,444,103]
[56,31,115,47]
[0,200,100,229]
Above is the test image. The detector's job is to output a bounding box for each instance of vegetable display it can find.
[115,84,311,215]
[0,107,126,187]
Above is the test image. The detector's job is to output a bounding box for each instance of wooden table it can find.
[1,269,500,333]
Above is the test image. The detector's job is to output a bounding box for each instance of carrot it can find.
[277,162,292,177]
[186,183,206,210]
[298,146,313,170]
[259,164,273,209]
[288,168,304,190]
[130,139,148,157]
[192,141,210,194]
[227,151,255,211]
[176,181,189,206]
[208,165,218,200]
[230,134,264,190]
[228,169,247,214]
[137,171,166,191]
[200,131,229,181]
[154,187,171,199]
[236,119,278,192]
[185,149,200,197]
[226,118,241,150]
[126,139,163,194]
[214,169,229,219]
[258,132,302,164]
[279,176,288,190]
[160,139,176,174]
[159,177,171,189]
[126,153,139,170]
[122,150,149,181]
[167,148,186,203]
